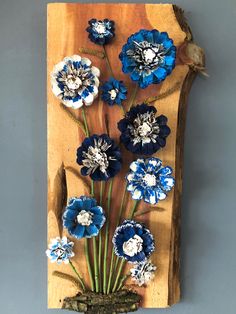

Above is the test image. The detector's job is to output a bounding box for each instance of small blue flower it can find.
[46,237,74,264]
[86,19,115,45]
[118,103,170,155]
[130,260,157,286]
[101,78,127,106]
[127,157,175,205]
[63,196,106,239]
[112,220,155,263]
[119,29,176,88]
[77,134,122,181]
[51,55,100,109]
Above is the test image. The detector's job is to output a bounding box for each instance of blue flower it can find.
[63,196,106,239]
[77,134,122,181]
[119,29,176,88]
[127,157,175,205]
[112,220,155,263]
[86,19,115,45]
[101,78,127,106]
[51,55,100,109]
[130,260,157,286]
[118,103,170,155]
[46,237,74,264]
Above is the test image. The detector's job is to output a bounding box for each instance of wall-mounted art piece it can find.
[47,3,205,313]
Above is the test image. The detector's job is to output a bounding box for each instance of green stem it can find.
[98,181,104,291]
[60,103,87,135]
[107,184,127,293]
[84,238,95,291]
[129,200,139,219]
[127,84,138,111]
[92,237,99,292]
[103,179,113,294]
[112,259,125,292]
[81,107,90,137]
[117,272,131,291]
[90,180,94,196]
[102,45,114,77]
[69,261,86,292]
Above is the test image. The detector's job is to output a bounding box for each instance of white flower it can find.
[51,55,100,109]
[130,260,157,286]
[46,236,74,264]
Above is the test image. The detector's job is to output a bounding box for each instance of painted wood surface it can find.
[47,3,199,309]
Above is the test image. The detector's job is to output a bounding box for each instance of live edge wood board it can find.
[47,3,204,310]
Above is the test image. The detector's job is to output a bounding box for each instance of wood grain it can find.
[47,3,201,309]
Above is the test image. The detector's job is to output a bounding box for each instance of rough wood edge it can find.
[168,5,204,305]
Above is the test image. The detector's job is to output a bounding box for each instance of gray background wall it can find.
[0,0,236,313]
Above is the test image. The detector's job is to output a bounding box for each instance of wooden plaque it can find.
[47,3,204,312]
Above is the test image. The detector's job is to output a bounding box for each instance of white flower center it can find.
[108,89,118,100]
[143,174,156,187]
[66,75,82,90]
[94,23,106,34]
[123,234,143,257]
[143,48,156,64]
[76,210,93,226]
[55,248,64,257]
[138,122,152,137]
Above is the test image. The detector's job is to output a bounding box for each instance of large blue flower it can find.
[101,78,127,106]
[46,237,74,264]
[127,157,175,205]
[63,196,106,239]
[112,220,155,263]
[119,29,176,88]
[77,134,122,181]
[86,19,115,45]
[118,103,170,155]
[51,55,100,109]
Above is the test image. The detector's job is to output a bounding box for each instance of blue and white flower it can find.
[77,134,122,181]
[51,55,100,109]
[119,29,176,88]
[130,260,157,286]
[101,78,127,106]
[118,103,170,155]
[86,19,115,45]
[112,220,155,263]
[127,157,175,205]
[46,236,74,264]
[63,196,106,239]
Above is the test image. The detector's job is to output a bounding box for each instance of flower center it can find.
[142,48,156,64]
[94,22,106,34]
[123,234,143,257]
[76,210,93,226]
[128,41,166,70]
[108,89,118,100]
[128,111,160,145]
[137,122,152,137]
[143,174,157,187]
[82,138,117,176]
[66,75,82,90]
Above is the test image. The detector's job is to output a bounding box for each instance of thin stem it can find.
[117,272,131,291]
[92,237,99,292]
[52,271,82,290]
[143,81,181,104]
[107,184,127,293]
[90,180,95,196]
[84,238,95,291]
[129,200,139,219]
[69,261,86,292]
[98,181,104,292]
[60,103,87,135]
[103,179,113,294]
[112,259,125,292]
[81,107,90,137]
[127,84,138,111]
[102,45,114,77]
